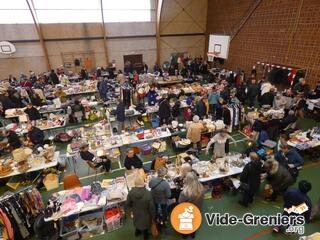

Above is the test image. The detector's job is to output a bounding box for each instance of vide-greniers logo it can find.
[170,202,202,234]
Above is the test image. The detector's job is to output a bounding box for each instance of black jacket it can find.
[247,84,259,99]
[25,107,41,121]
[158,99,171,119]
[124,155,143,170]
[240,160,262,192]
[8,131,22,149]
[260,92,275,106]
[28,127,44,145]
[0,95,16,110]
[49,72,59,85]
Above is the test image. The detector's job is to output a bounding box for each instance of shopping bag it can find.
[150,220,159,238]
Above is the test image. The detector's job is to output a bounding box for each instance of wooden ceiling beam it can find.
[100,0,109,66]
[26,0,51,70]
[156,0,164,65]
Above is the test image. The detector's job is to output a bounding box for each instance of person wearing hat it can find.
[273,180,312,233]
[187,115,204,152]
[79,143,111,172]
[24,103,41,122]
[149,167,171,227]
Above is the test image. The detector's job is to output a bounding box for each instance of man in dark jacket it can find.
[7,129,22,150]
[124,148,143,170]
[49,70,60,85]
[116,101,126,132]
[239,152,262,207]
[292,78,310,96]
[260,88,275,106]
[195,97,207,119]
[279,110,297,129]
[158,95,171,125]
[0,93,16,111]
[79,143,111,172]
[24,103,41,121]
[27,124,44,146]
[274,144,303,180]
[247,79,259,108]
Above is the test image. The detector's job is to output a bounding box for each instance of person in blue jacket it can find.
[98,78,109,101]
[147,85,158,106]
[208,86,220,120]
[275,144,304,180]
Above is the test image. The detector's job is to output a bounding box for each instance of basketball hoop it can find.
[207,51,220,61]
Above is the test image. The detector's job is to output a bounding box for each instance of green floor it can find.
[2,117,320,240]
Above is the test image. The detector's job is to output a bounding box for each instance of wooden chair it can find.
[63,173,81,190]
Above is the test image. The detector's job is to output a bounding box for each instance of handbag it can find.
[150,219,159,238]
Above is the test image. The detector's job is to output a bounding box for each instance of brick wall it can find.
[206,0,320,87]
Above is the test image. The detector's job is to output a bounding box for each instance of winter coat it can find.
[283,188,312,221]
[187,122,203,143]
[247,84,259,99]
[49,72,59,85]
[266,160,294,193]
[28,127,44,145]
[149,177,171,205]
[195,100,207,118]
[293,83,310,96]
[24,107,41,121]
[240,160,262,193]
[260,92,275,106]
[0,95,16,110]
[274,148,304,168]
[127,187,156,230]
[158,99,171,119]
[98,80,108,100]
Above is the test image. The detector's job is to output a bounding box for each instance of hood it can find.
[130,187,147,200]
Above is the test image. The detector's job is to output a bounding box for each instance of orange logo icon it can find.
[170,202,202,234]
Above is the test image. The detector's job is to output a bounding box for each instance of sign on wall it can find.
[0,41,16,55]
[208,35,230,60]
